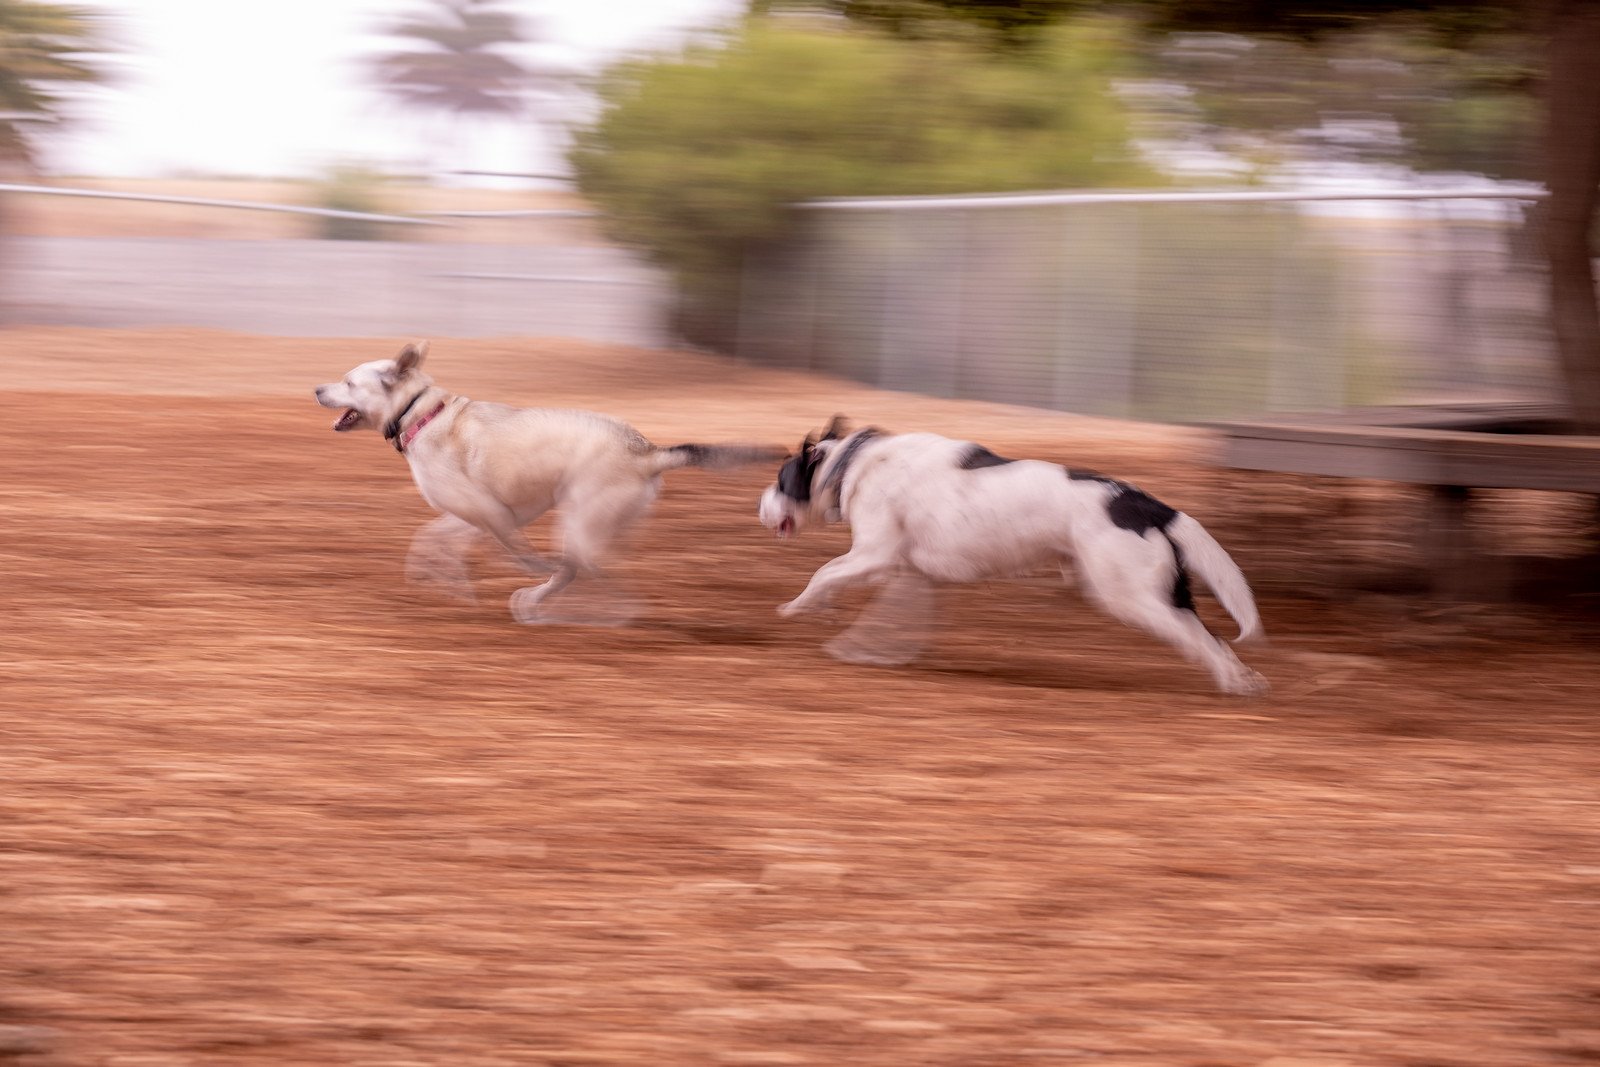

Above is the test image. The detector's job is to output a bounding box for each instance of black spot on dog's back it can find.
[1063,467,1178,535]
[1107,488,1179,536]
[959,445,1015,470]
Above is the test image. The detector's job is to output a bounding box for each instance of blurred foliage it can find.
[0,0,109,168]
[366,0,587,173]
[309,166,393,241]
[570,17,1158,346]
[1144,17,1537,182]
[1140,0,1517,40]
[755,1,1535,180]
[367,0,536,119]
[753,0,1093,47]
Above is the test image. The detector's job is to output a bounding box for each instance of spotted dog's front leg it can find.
[779,550,896,617]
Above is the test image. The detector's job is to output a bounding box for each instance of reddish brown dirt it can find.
[3,329,1599,1067]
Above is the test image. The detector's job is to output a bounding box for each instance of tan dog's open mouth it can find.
[333,409,363,431]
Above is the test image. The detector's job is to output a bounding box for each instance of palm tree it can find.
[368,0,572,170]
[0,0,107,169]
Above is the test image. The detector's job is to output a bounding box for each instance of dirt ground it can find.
[3,328,1600,1067]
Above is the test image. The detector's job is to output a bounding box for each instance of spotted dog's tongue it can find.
[333,408,362,431]
[776,517,795,539]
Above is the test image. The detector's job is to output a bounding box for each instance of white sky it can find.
[49,0,743,179]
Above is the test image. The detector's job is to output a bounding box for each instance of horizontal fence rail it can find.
[0,181,447,226]
[803,186,1547,210]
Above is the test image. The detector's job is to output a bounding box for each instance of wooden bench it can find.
[1205,402,1600,597]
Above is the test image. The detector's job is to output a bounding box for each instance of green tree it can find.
[571,17,1157,346]
[0,0,107,168]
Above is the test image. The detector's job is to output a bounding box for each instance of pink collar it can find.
[397,401,448,453]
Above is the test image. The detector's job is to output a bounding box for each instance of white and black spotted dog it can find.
[757,418,1267,695]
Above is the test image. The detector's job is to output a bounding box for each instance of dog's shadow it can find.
[654,619,784,648]
[914,653,1186,694]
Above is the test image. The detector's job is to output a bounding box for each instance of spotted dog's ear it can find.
[821,415,850,442]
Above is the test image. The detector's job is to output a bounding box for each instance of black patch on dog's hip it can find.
[1107,488,1179,536]
[1065,468,1178,536]
[1164,534,1197,611]
[1066,466,1191,611]
[959,445,1015,470]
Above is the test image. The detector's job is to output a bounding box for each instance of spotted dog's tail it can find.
[649,443,786,475]
[1166,512,1262,643]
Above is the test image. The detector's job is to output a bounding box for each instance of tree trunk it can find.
[1542,0,1600,433]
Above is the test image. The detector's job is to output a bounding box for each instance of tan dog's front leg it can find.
[405,514,482,602]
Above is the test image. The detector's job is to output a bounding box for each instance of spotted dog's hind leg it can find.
[1074,528,1267,696]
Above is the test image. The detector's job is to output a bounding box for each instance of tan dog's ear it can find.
[394,340,430,374]
[821,414,850,442]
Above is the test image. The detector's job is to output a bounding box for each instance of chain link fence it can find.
[734,189,1552,422]
[0,182,672,347]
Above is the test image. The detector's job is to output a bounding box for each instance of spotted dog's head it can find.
[758,415,850,539]
[313,340,432,438]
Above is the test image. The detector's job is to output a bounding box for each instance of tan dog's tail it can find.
[649,443,786,475]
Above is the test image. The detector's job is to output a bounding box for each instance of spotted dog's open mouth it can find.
[332,408,363,432]
[776,516,795,539]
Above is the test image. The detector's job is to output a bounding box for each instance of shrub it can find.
[569,16,1161,347]
[309,165,394,241]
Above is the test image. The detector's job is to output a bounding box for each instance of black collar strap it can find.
[383,390,430,451]
[818,428,880,504]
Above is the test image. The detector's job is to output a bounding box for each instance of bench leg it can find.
[1421,484,1477,599]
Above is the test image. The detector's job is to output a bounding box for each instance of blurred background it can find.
[0,0,1578,423]
[9,6,1600,1065]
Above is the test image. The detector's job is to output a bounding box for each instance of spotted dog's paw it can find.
[1223,670,1270,697]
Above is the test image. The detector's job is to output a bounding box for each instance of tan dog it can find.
[315,340,778,623]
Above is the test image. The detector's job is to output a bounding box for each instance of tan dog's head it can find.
[314,341,433,436]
